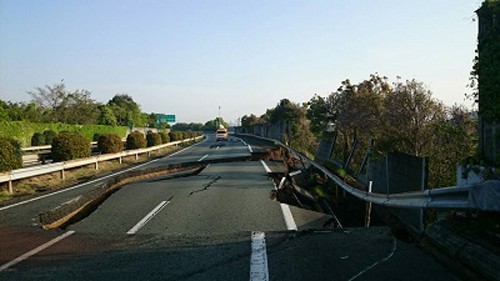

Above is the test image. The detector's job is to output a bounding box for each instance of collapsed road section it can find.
[37,142,352,232]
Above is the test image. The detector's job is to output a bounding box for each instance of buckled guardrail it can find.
[238,134,500,212]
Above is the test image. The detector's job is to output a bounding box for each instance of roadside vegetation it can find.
[0,140,197,203]
[240,74,478,189]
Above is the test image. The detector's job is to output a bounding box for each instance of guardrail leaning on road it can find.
[0,136,204,194]
[237,133,500,212]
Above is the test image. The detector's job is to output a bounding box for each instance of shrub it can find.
[31,132,45,146]
[42,130,57,145]
[51,133,90,162]
[146,132,162,147]
[169,131,183,141]
[0,137,22,172]
[159,131,169,143]
[97,134,123,154]
[125,131,146,150]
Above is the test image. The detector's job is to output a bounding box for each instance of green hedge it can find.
[159,131,169,144]
[0,137,22,172]
[51,133,91,162]
[0,121,128,147]
[126,131,146,150]
[97,134,123,154]
[146,132,162,147]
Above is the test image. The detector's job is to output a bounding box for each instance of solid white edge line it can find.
[260,160,298,231]
[127,200,169,235]
[250,231,269,281]
[197,154,209,162]
[0,159,159,212]
[280,203,298,231]
[0,230,75,272]
[0,140,204,212]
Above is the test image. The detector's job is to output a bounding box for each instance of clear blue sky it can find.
[0,0,482,124]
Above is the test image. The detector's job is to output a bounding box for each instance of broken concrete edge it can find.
[38,163,207,229]
[423,223,500,281]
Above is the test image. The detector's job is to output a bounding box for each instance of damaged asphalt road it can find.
[0,135,458,281]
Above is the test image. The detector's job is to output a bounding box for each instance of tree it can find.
[204,117,229,131]
[28,82,66,122]
[379,79,445,157]
[241,114,259,129]
[108,94,142,127]
[58,90,99,124]
[28,82,99,124]
[97,104,117,126]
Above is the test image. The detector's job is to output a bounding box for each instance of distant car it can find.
[215,128,228,141]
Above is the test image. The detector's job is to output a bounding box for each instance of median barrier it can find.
[0,136,204,194]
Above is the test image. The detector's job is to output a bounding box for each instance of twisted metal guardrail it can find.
[238,133,499,212]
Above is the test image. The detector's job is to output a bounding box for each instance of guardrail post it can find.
[95,160,99,170]
[365,181,373,228]
[119,157,122,164]
[135,153,138,161]
[8,181,13,194]
[61,169,65,180]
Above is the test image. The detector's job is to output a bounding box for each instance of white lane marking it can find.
[0,159,160,212]
[347,236,397,281]
[197,154,209,162]
[260,160,272,173]
[127,200,170,235]
[248,145,253,153]
[279,204,298,231]
[260,160,298,231]
[250,231,269,281]
[0,141,202,212]
[0,230,75,272]
[216,146,220,150]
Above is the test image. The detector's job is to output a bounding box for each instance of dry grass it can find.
[0,144,183,203]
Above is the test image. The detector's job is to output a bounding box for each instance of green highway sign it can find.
[156,114,175,123]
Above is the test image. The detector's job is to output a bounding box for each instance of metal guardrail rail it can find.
[238,133,499,212]
[1,136,204,194]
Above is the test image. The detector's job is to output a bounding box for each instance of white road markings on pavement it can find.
[0,159,161,212]
[0,230,75,272]
[127,199,171,235]
[279,204,298,231]
[260,160,298,231]
[197,154,209,162]
[347,236,398,281]
[248,145,253,153]
[249,231,269,281]
[260,160,272,173]
[0,140,205,212]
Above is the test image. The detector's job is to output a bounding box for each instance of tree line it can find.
[0,81,228,131]
[240,74,477,188]
[0,82,148,127]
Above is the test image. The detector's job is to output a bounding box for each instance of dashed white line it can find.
[248,145,253,153]
[0,230,75,272]
[260,160,272,173]
[249,231,269,281]
[197,154,209,162]
[127,199,171,235]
